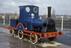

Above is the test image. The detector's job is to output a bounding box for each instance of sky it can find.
[0,0,71,15]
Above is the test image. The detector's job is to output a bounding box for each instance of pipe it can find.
[48,7,51,17]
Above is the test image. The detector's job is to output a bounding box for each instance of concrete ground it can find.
[0,27,71,48]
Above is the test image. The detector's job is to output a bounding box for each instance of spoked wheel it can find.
[30,34,38,44]
[18,30,24,39]
[10,29,14,36]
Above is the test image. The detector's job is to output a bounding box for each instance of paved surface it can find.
[56,29,71,48]
[0,27,71,48]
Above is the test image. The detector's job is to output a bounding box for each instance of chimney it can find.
[48,6,51,17]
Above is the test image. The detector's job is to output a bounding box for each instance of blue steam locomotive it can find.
[10,5,62,44]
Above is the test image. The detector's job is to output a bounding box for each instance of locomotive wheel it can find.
[10,29,14,36]
[30,34,38,44]
[18,30,24,39]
